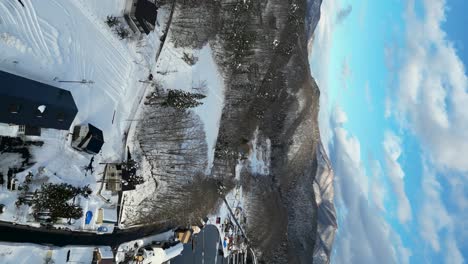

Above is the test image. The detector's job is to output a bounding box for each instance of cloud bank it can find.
[330,107,411,264]
[389,0,467,261]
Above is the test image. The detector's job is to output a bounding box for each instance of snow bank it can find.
[0,243,103,264]
[77,0,127,19]
[248,128,271,175]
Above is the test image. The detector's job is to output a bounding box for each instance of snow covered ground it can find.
[248,128,271,176]
[154,35,225,173]
[0,242,111,264]
[120,13,226,225]
[0,0,166,231]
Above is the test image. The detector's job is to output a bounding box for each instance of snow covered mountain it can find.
[306,1,338,262]
[313,141,337,264]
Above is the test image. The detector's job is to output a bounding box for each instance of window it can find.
[35,105,47,118]
[56,112,65,122]
[8,104,20,114]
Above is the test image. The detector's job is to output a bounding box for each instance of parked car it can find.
[85,211,93,225]
[96,226,108,234]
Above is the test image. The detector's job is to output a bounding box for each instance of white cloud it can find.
[332,105,348,125]
[382,131,412,224]
[418,163,464,263]
[394,0,468,173]
[390,0,467,260]
[418,165,451,251]
[336,4,352,25]
[445,238,464,264]
[331,108,410,264]
[369,157,386,212]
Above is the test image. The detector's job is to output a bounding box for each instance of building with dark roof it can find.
[0,70,78,131]
[71,124,104,154]
[125,0,157,35]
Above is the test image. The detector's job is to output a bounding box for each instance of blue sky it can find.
[309,0,467,263]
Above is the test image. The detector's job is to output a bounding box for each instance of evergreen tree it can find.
[162,89,206,109]
[32,183,88,221]
[106,16,119,27]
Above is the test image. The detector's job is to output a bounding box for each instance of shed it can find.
[0,70,78,130]
[95,208,117,225]
[125,0,157,35]
[134,0,157,34]
[92,247,114,264]
[104,164,123,193]
[71,124,104,154]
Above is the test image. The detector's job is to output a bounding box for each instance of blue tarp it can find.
[85,211,92,225]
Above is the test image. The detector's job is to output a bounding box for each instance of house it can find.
[124,0,158,35]
[17,125,41,136]
[92,247,114,264]
[66,248,95,263]
[0,70,78,134]
[104,164,123,193]
[71,124,104,154]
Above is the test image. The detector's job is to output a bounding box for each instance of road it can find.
[172,225,226,264]
[172,225,249,264]
[0,221,169,248]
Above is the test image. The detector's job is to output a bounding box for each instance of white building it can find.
[104,164,123,193]
[134,243,184,264]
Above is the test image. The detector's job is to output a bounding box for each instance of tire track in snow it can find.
[37,17,62,64]
[0,2,17,29]
[0,1,61,64]
[51,0,132,103]
[67,0,133,65]
[20,1,55,61]
[55,0,134,100]
[1,0,139,124]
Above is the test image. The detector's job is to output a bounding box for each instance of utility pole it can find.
[53,77,94,84]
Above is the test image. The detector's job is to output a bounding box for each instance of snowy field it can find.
[0,242,111,264]
[0,0,166,231]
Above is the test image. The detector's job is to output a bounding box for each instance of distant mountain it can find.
[306,0,323,40]
[312,141,338,263]
[304,1,338,262]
